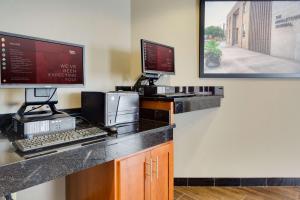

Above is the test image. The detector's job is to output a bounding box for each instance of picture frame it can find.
[200,0,300,78]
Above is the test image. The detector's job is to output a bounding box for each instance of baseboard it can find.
[174,178,300,187]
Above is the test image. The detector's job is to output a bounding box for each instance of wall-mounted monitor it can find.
[0,31,84,88]
[200,0,300,78]
[141,39,175,75]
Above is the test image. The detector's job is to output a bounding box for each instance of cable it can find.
[24,88,57,114]
[133,75,147,91]
[5,194,13,200]
[75,116,92,125]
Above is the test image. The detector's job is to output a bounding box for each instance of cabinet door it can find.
[150,142,173,200]
[118,151,151,200]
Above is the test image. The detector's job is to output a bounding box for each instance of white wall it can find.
[0,0,132,199]
[132,0,300,178]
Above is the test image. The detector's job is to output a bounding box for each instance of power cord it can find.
[24,88,57,114]
[133,75,148,91]
[75,116,92,125]
[5,194,13,200]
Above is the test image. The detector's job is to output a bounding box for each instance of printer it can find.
[81,91,139,127]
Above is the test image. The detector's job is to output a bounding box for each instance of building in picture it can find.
[226,1,300,62]
[226,1,272,55]
[271,1,300,62]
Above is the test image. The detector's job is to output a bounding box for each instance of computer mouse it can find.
[109,127,118,133]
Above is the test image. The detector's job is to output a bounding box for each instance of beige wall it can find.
[132,0,300,178]
[0,0,132,114]
[0,0,131,199]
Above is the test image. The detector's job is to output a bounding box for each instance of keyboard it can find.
[13,127,108,152]
[158,93,195,98]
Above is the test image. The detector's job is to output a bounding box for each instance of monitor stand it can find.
[133,73,160,91]
[15,88,63,119]
[13,89,75,138]
[145,73,160,86]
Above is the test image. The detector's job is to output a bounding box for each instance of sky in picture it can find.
[205,1,236,28]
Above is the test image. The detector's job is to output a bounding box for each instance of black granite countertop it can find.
[141,95,223,113]
[0,118,174,196]
[141,94,223,102]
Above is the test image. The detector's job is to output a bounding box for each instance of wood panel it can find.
[174,186,300,200]
[168,142,174,200]
[140,100,174,124]
[117,151,151,200]
[66,161,116,200]
[150,142,173,200]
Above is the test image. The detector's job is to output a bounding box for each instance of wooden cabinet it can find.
[150,143,172,200]
[117,150,151,200]
[117,142,173,200]
[66,141,173,200]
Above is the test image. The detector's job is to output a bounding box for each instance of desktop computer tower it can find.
[13,113,76,138]
[82,91,139,127]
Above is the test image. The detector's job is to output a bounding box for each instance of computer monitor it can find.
[141,39,175,76]
[0,31,85,117]
[0,31,84,88]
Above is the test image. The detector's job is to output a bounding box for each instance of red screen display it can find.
[143,41,174,73]
[0,34,84,85]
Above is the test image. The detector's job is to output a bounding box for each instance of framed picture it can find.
[200,0,300,78]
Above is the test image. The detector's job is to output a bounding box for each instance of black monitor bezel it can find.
[0,31,85,88]
[141,39,175,75]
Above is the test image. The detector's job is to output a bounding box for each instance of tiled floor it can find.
[174,186,300,200]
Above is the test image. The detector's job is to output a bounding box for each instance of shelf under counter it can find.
[141,95,223,115]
